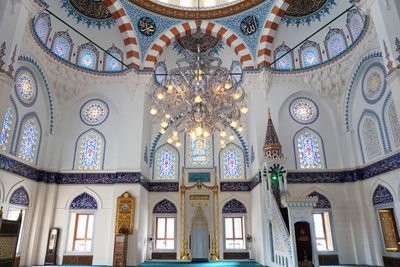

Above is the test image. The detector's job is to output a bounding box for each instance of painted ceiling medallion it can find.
[177,32,219,53]
[285,0,329,18]
[128,0,264,19]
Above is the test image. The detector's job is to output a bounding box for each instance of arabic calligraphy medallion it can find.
[240,16,258,36]
[138,17,156,36]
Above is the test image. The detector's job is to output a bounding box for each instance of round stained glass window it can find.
[362,62,386,104]
[289,97,318,124]
[80,99,109,126]
[14,68,37,106]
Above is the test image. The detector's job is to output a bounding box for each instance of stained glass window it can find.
[388,101,400,148]
[223,147,242,179]
[303,49,318,66]
[19,119,39,163]
[0,107,12,151]
[362,117,381,160]
[157,147,176,180]
[54,39,68,58]
[35,20,47,41]
[81,51,94,69]
[17,73,34,100]
[329,36,344,56]
[188,137,211,166]
[297,132,321,168]
[277,54,291,69]
[84,103,105,123]
[107,55,120,71]
[351,16,362,39]
[79,134,102,170]
[293,102,313,121]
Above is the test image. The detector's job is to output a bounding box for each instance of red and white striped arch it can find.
[143,21,254,70]
[257,0,292,68]
[103,0,141,69]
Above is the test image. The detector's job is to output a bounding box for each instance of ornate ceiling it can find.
[67,0,113,20]
[285,0,329,18]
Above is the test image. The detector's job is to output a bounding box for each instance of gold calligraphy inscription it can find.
[378,209,400,251]
[189,194,210,201]
[240,16,258,36]
[138,17,156,36]
[115,192,135,235]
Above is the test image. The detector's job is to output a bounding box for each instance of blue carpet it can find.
[137,261,263,266]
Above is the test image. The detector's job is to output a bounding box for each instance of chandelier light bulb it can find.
[161,120,168,128]
[203,131,210,138]
[230,120,238,127]
[176,140,182,147]
[233,92,241,100]
[167,137,173,144]
[157,92,165,100]
[237,125,243,132]
[159,128,166,135]
[240,106,248,114]
[150,107,158,115]
[220,139,226,148]
[220,130,227,137]
[229,133,235,141]
[190,131,196,139]
[195,126,203,137]
[172,130,178,137]
[167,84,173,92]
[224,82,232,90]
[194,95,202,103]
[165,113,171,119]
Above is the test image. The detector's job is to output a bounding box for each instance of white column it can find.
[361,0,400,116]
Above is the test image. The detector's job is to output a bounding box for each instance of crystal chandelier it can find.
[150,42,248,148]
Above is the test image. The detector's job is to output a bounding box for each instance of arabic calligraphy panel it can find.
[138,17,156,36]
[240,16,258,36]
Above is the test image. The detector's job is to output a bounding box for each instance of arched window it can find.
[274,44,293,70]
[186,135,212,167]
[104,46,123,71]
[67,193,97,253]
[8,186,29,254]
[0,107,13,151]
[77,43,99,70]
[372,185,400,252]
[153,199,177,250]
[346,9,364,42]
[387,100,400,148]
[298,40,322,68]
[154,144,178,180]
[18,116,41,164]
[75,130,105,170]
[51,31,73,60]
[222,199,247,250]
[221,144,245,179]
[324,29,347,58]
[35,13,51,44]
[360,115,383,161]
[308,192,335,252]
[295,129,324,169]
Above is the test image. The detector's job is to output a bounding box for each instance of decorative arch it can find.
[73,128,106,170]
[9,186,30,207]
[357,110,386,163]
[293,127,327,169]
[298,40,322,68]
[15,112,42,165]
[324,28,348,59]
[257,0,293,68]
[103,45,123,71]
[222,198,247,213]
[308,191,331,209]
[51,31,74,60]
[373,185,394,205]
[76,42,99,70]
[0,97,18,153]
[69,192,98,209]
[143,21,254,69]
[34,12,52,45]
[65,187,103,209]
[103,0,140,68]
[344,51,382,131]
[153,199,177,214]
[153,143,179,180]
[274,43,294,69]
[219,142,246,180]
[382,93,400,151]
